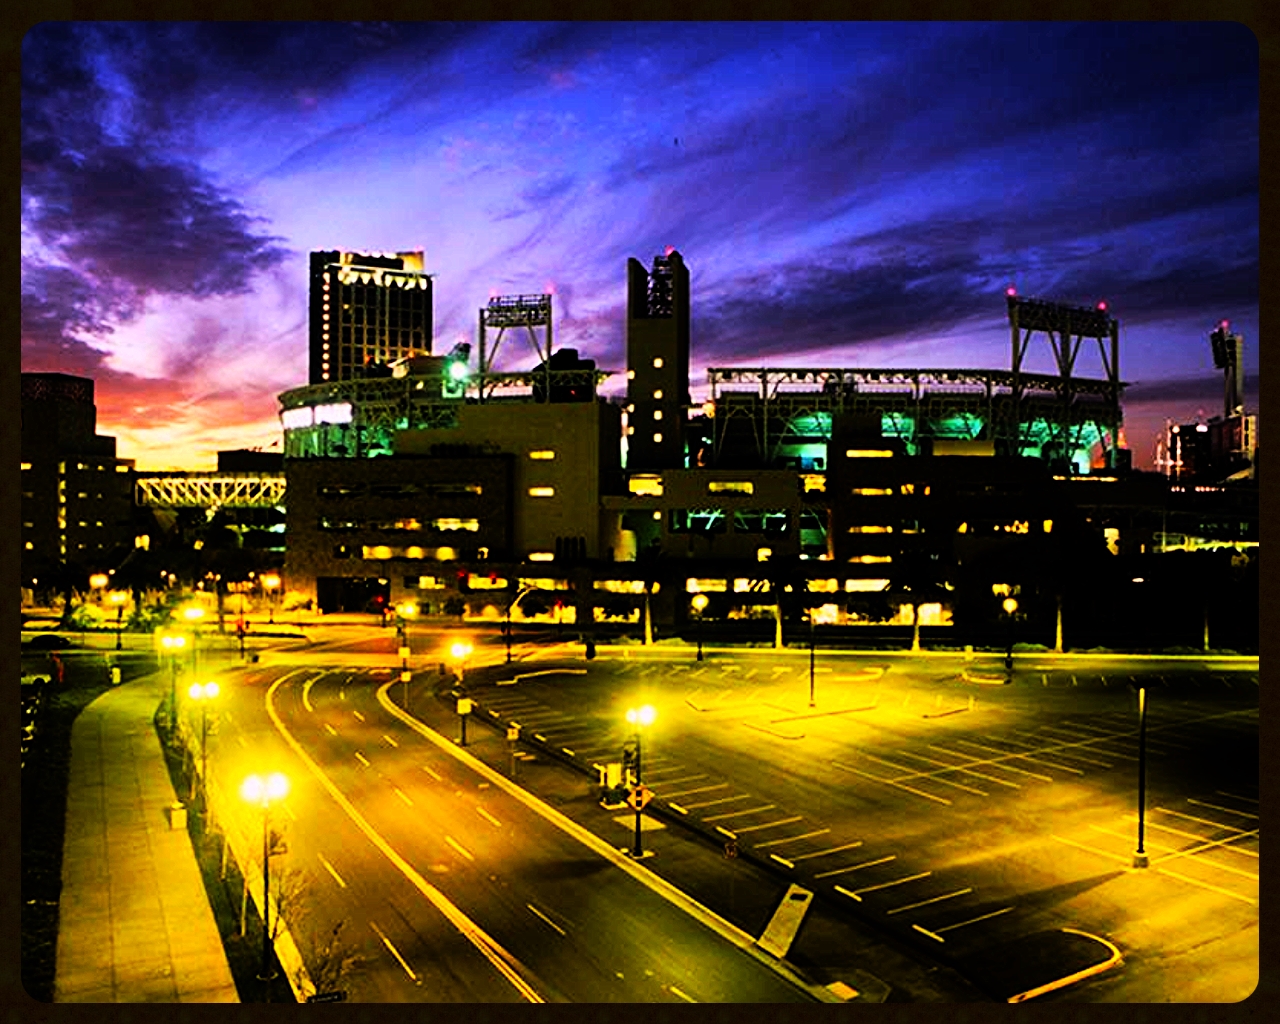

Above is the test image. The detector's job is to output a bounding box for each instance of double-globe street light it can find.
[109,590,128,650]
[1002,596,1019,674]
[188,681,220,804]
[691,593,709,661]
[451,640,474,744]
[625,704,656,857]
[240,772,289,995]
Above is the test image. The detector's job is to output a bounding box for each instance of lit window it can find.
[1043,519,1053,533]
[529,450,556,460]
[627,369,635,380]
[685,578,728,593]
[529,487,555,498]
[626,404,635,413]
[806,579,839,592]
[708,481,753,494]
[757,547,772,562]
[405,546,426,559]
[846,449,893,458]
[845,579,890,592]
[436,547,457,561]
[653,410,663,421]
[849,555,892,564]
[957,522,968,533]
[21,462,31,471]
[848,525,893,533]
[363,545,393,560]
[432,518,480,531]
[653,389,663,400]
[628,476,664,496]
[25,541,33,550]
[653,433,663,443]
[529,552,555,562]
[801,474,826,493]
[901,483,915,495]
[853,488,893,496]
[653,511,661,520]
[653,357,664,368]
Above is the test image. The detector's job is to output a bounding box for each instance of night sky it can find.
[21,21,1258,471]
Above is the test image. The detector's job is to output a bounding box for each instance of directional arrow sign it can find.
[627,785,653,811]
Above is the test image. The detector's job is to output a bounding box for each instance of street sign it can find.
[724,840,738,859]
[457,698,473,715]
[400,670,412,683]
[627,785,652,811]
[506,725,520,741]
[306,990,348,1003]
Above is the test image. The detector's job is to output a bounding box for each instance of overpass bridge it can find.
[134,472,286,511]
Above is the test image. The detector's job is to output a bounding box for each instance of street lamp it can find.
[691,593,708,661]
[1133,685,1149,868]
[182,605,205,676]
[240,772,289,994]
[625,704,656,857]
[261,573,280,623]
[808,608,817,708]
[1002,596,1018,674]
[450,640,473,686]
[109,590,128,650]
[396,600,417,706]
[160,633,187,724]
[188,681,220,804]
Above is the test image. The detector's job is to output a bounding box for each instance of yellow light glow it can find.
[529,487,555,497]
[241,772,288,805]
[397,600,418,619]
[845,449,893,458]
[109,590,128,606]
[261,574,281,590]
[626,705,656,726]
[182,606,205,621]
[653,357,664,369]
[529,552,555,562]
[628,475,664,496]
[1002,597,1019,615]
[89,573,109,589]
[691,593,709,611]
[450,641,473,660]
[709,480,753,494]
[529,450,556,460]
[757,547,772,561]
[1043,519,1053,533]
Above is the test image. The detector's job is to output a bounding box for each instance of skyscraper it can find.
[309,250,434,383]
[625,249,690,471]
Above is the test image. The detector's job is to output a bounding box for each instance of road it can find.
[195,657,817,1002]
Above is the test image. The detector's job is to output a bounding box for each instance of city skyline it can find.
[21,21,1258,471]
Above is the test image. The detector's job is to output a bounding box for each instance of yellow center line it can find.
[302,678,315,712]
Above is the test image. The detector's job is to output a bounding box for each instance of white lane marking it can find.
[323,723,338,737]
[664,783,729,799]
[290,676,544,1003]
[353,710,365,722]
[383,733,399,748]
[1186,798,1258,819]
[318,853,347,889]
[421,765,442,781]
[656,774,710,787]
[833,884,862,902]
[476,806,502,827]
[394,787,414,807]
[669,985,696,1002]
[302,677,316,712]
[445,835,474,861]
[369,920,419,982]
[913,924,945,943]
[1215,790,1258,803]
[814,855,895,879]
[354,751,371,767]
[682,794,752,810]
[1155,867,1257,904]
[1049,834,1132,865]
[886,887,972,915]
[831,760,952,806]
[526,903,566,936]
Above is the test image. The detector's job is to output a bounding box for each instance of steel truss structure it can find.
[278,367,613,458]
[706,366,1124,467]
[135,472,286,509]
[478,294,555,396]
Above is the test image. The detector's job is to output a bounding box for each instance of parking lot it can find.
[458,649,1258,1001]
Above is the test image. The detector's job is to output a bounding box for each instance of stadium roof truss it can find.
[135,472,286,510]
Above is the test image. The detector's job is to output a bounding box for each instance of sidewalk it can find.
[53,669,238,1002]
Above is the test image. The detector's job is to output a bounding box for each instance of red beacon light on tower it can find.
[1006,285,1017,297]
[664,245,676,257]
[1097,300,1108,312]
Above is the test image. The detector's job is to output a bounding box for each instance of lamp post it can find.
[161,633,187,724]
[505,586,535,663]
[1002,597,1018,674]
[241,772,289,996]
[691,593,708,661]
[625,704,656,857]
[188,681,220,804]
[109,590,128,650]
[396,600,417,707]
[261,573,280,624]
[1133,685,1149,868]
[182,605,205,677]
[808,609,816,708]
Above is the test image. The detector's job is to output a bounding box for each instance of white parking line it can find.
[421,765,442,781]
[1186,798,1258,819]
[735,816,804,834]
[814,855,895,879]
[754,828,832,850]
[657,774,710,787]
[665,783,730,798]
[476,806,502,828]
[323,723,337,737]
[393,787,414,807]
[935,905,1015,933]
[1049,834,1131,865]
[704,805,776,821]
[682,794,753,810]
[1155,867,1257,904]
[1215,790,1259,804]
[354,751,371,767]
[353,710,365,722]
[887,887,972,916]
[852,871,931,896]
[383,734,399,748]
[831,760,952,805]
[669,985,695,1002]
[526,903,566,936]
[791,841,864,862]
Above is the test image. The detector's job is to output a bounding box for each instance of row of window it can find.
[319,517,482,532]
[319,482,484,499]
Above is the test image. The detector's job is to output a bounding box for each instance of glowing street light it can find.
[241,772,289,992]
[396,600,417,706]
[188,681,220,803]
[691,593,708,661]
[182,605,205,676]
[625,704,656,858]
[160,632,187,723]
[261,573,281,623]
[1133,684,1150,868]
[1002,596,1019,674]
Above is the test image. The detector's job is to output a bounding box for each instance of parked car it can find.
[25,634,73,650]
